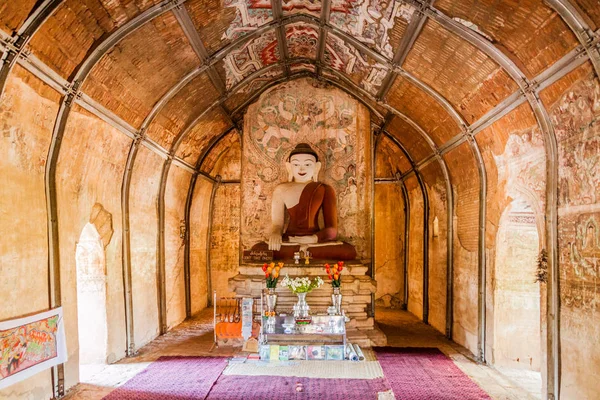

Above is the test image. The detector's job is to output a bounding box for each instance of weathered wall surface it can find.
[444,143,480,355]
[374,183,405,308]
[422,163,448,335]
[541,63,600,399]
[476,101,545,369]
[494,206,540,370]
[210,184,241,298]
[129,146,162,348]
[56,105,130,388]
[190,178,212,313]
[164,166,191,329]
[406,176,424,319]
[0,66,58,399]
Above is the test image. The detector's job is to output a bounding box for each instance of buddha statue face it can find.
[286,153,322,183]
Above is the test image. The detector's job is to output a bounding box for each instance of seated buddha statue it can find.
[252,143,356,261]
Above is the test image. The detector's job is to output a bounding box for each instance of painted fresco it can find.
[551,70,600,398]
[241,67,284,94]
[0,308,67,389]
[553,76,600,207]
[289,63,316,74]
[560,213,599,310]
[553,72,600,311]
[223,31,280,89]
[324,34,387,94]
[493,128,546,215]
[241,78,372,261]
[330,0,414,59]
[282,0,323,17]
[222,0,274,41]
[286,24,319,59]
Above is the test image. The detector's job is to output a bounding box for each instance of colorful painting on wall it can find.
[0,308,67,389]
[240,77,372,261]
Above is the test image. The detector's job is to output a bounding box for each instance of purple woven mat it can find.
[205,375,390,400]
[102,356,227,400]
[373,347,491,400]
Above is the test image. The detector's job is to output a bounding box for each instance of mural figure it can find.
[252,143,357,260]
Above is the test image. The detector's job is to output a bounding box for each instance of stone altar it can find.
[229,261,387,347]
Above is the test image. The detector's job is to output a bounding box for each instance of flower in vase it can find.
[325,261,344,288]
[265,262,283,289]
[280,274,324,294]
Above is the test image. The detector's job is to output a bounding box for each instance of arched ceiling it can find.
[0,0,598,173]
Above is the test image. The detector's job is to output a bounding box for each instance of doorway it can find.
[76,222,108,381]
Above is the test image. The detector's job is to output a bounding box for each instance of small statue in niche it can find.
[252,143,356,260]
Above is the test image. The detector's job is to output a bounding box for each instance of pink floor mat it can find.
[373,347,491,400]
[102,356,227,400]
[103,348,492,400]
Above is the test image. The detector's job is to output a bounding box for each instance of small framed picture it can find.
[289,345,307,360]
[307,345,325,360]
[325,345,345,360]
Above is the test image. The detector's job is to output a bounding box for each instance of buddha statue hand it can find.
[268,233,283,251]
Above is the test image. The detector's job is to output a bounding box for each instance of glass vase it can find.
[331,287,342,315]
[293,292,310,319]
[266,287,277,315]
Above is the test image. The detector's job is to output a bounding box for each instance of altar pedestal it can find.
[229,261,387,347]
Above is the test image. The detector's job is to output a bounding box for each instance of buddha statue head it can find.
[286,143,322,183]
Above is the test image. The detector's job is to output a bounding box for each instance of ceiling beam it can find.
[544,0,600,78]
[0,0,63,96]
[377,0,431,100]
[172,4,238,128]
[271,0,291,76]
[316,0,332,78]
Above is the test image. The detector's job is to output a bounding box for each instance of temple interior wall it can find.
[405,176,424,320]
[374,183,404,308]
[1,49,600,399]
[541,62,600,399]
[129,146,162,349]
[0,66,56,400]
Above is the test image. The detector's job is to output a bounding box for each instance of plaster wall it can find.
[406,177,424,319]
[0,66,57,399]
[129,146,162,348]
[422,164,448,335]
[164,166,191,329]
[56,105,130,389]
[374,183,405,308]
[210,184,241,299]
[444,143,480,355]
[190,178,212,313]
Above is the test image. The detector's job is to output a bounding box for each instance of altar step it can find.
[347,325,388,347]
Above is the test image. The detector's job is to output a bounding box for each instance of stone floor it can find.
[63,308,541,400]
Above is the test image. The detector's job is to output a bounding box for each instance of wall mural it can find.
[330,0,414,59]
[222,0,274,41]
[223,31,280,89]
[0,308,67,389]
[220,0,407,95]
[554,77,600,207]
[286,24,319,59]
[324,34,388,94]
[240,78,372,261]
[553,72,600,313]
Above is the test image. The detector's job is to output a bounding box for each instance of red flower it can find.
[262,263,267,272]
[328,274,333,280]
[265,272,270,278]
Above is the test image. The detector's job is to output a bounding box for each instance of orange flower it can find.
[334,273,339,280]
